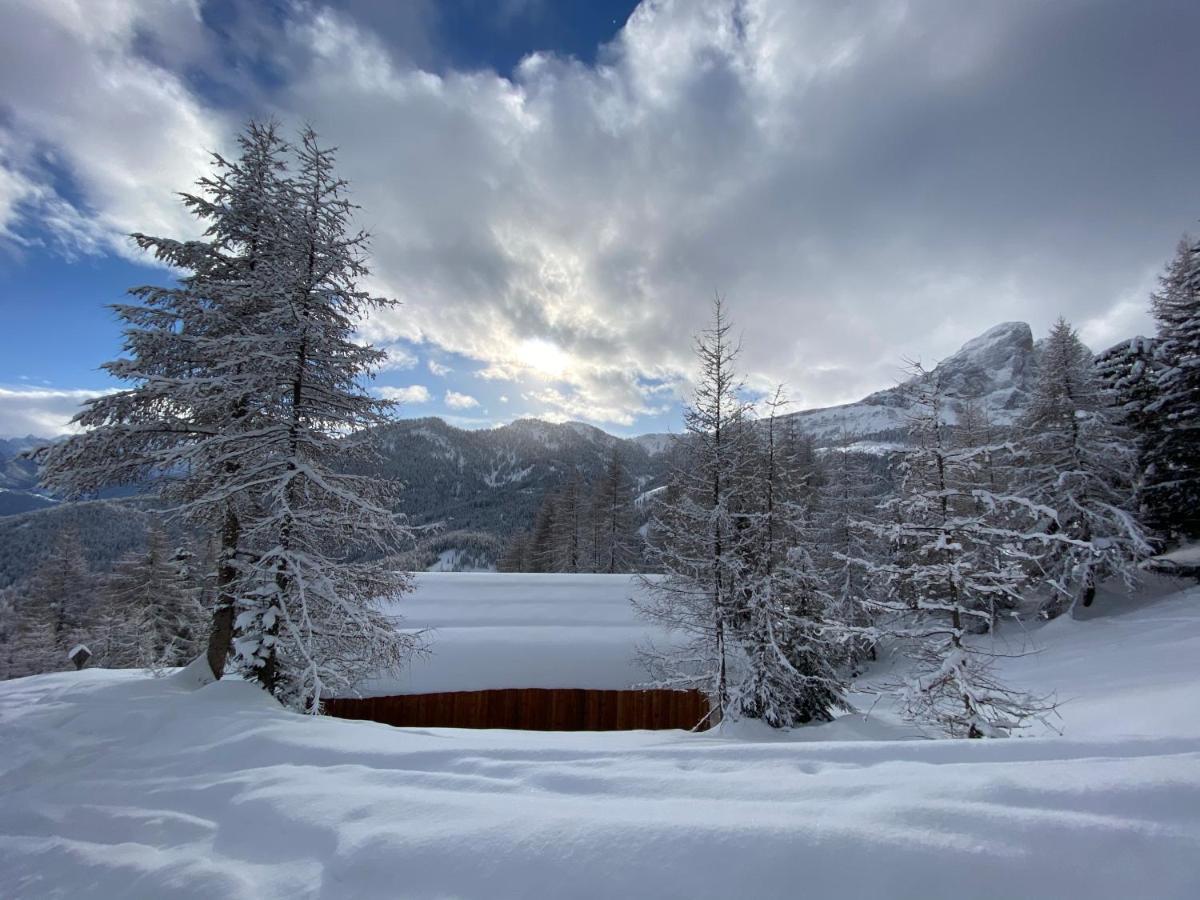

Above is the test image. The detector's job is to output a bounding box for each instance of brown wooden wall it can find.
[323,688,712,731]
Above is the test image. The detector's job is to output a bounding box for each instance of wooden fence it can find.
[323,688,712,732]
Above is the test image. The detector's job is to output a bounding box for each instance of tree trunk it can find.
[205,507,240,680]
[1080,579,1097,608]
[257,566,286,695]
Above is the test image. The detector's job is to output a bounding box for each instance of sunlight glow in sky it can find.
[518,338,571,379]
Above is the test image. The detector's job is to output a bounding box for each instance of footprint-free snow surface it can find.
[365,572,672,694]
[2,579,1199,899]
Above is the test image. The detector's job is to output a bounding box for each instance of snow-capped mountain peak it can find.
[909,320,1037,417]
[782,320,1040,444]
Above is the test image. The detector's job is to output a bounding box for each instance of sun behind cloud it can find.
[518,338,570,378]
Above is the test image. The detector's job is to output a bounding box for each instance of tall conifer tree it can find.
[38,122,419,707]
[1018,319,1151,616]
[1146,236,1200,537]
[873,367,1051,737]
[635,297,760,721]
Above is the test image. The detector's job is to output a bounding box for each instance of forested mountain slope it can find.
[366,417,670,537]
[0,499,163,589]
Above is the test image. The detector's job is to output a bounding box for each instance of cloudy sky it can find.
[1,0,1197,438]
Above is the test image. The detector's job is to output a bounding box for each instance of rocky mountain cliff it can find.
[784,321,1041,445]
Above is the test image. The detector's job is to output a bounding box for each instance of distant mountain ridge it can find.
[0,436,44,491]
[0,418,671,583]
[366,417,669,537]
[0,320,1059,576]
[0,435,59,516]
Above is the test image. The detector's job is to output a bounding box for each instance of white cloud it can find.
[377,343,419,371]
[0,0,226,258]
[268,0,1180,425]
[378,384,431,404]
[499,395,509,403]
[444,389,480,409]
[1077,267,1161,351]
[474,364,518,382]
[0,386,111,437]
[427,359,452,376]
[0,147,46,245]
[3,0,1192,429]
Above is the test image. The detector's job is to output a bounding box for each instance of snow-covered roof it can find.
[361,573,670,696]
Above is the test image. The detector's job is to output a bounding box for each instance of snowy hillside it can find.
[631,432,675,455]
[0,436,43,492]
[785,321,1040,444]
[0,437,56,517]
[2,577,1198,899]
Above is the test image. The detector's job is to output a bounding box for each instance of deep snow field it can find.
[2,578,1199,899]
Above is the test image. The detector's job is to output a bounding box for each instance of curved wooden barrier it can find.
[323,687,712,731]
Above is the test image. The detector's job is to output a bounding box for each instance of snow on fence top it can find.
[358,573,670,696]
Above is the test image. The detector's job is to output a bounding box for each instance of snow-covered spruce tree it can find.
[736,388,850,726]
[38,122,419,706]
[98,524,205,669]
[0,586,19,679]
[526,495,558,572]
[635,296,759,722]
[3,597,58,680]
[0,527,97,678]
[950,399,1027,629]
[1146,235,1200,538]
[874,366,1052,738]
[37,121,294,681]
[781,424,825,510]
[498,530,534,573]
[0,583,59,681]
[223,127,419,706]
[1018,319,1152,617]
[1095,335,1162,537]
[26,526,97,665]
[589,447,637,573]
[549,476,586,573]
[816,425,889,669]
[954,400,1002,495]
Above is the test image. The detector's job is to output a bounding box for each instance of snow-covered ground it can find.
[2,579,1199,899]
[1150,542,1200,576]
